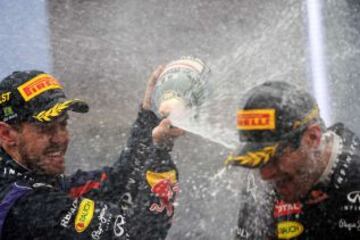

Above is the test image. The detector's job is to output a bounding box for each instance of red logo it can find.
[77,223,84,228]
[274,200,302,218]
[149,179,179,216]
[306,190,329,205]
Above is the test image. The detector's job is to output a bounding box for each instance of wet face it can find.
[259,140,319,203]
[14,115,69,176]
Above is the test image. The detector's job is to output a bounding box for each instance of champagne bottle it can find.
[151,56,210,120]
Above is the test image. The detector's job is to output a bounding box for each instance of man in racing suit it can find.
[0,67,183,239]
[226,81,360,239]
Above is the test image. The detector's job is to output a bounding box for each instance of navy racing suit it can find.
[0,109,178,240]
[234,123,360,240]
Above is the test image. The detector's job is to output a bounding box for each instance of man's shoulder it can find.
[328,123,360,147]
[327,123,360,196]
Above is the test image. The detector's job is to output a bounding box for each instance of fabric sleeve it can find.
[65,108,178,240]
[3,187,131,240]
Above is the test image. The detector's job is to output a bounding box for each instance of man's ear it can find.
[301,123,322,148]
[0,122,18,146]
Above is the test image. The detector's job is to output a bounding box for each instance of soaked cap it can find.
[225,81,320,168]
[0,70,89,123]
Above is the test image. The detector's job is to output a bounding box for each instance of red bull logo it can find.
[146,170,179,216]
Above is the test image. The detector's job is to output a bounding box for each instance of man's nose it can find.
[259,161,279,181]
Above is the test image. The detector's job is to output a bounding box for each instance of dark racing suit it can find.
[235,123,360,240]
[0,109,179,240]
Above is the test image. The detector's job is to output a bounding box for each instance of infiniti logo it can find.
[347,191,360,203]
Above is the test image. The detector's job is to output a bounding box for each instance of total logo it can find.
[274,200,302,218]
[277,221,304,239]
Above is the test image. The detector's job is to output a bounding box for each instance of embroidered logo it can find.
[277,221,304,239]
[237,109,275,130]
[17,74,62,102]
[75,198,95,233]
[146,170,179,216]
[274,200,302,218]
[0,92,11,104]
[225,145,277,168]
[33,99,76,122]
[347,191,360,204]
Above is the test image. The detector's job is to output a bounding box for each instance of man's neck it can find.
[2,145,30,171]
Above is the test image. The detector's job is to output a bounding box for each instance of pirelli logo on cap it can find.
[237,109,276,130]
[17,74,63,102]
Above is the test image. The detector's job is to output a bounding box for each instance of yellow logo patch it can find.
[74,198,95,233]
[225,145,277,168]
[0,92,11,105]
[146,170,177,188]
[17,74,62,102]
[33,99,76,122]
[277,221,304,239]
[237,109,275,130]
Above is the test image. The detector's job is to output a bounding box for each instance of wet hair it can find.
[8,121,22,132]
[283,117,326,150]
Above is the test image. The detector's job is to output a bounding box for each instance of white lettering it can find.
[236,227,250,239]
[347,191,360,204]
[338,219,360,231]
[246,173,257,201]
[120,192,133,211]
[92,205,112,240]
[60,199,79,228]
[113,215,126,237]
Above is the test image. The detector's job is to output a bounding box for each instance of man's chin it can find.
[33,167,64,176]
[44,156,65,174]
[50,163,65,175]
[41,162,65,176]
[276,189,300,203]
[280,196,299,203]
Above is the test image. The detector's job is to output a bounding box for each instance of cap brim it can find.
[32,98,89,123]
[66,99,89,113]
[225,142,278,168]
